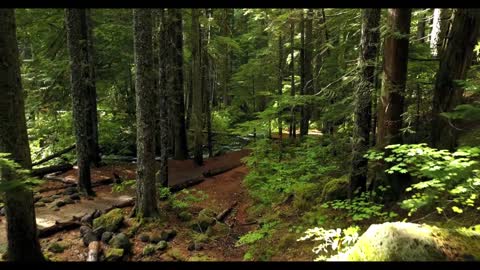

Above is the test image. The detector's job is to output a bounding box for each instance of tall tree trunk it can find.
[203,9,213,158]
[166,9,188,160]
[65,8,95,195]
[430,9,452,57]
[289,18,296,139]
[350,9,381,197]
[278,35,284,140]
[300,9,313,137]
[191,9,204,165]
[376,8,411,200]
[155,9,168,187]
[0,9,44,262]
[221,8,232,107]
[133,9,159,217]
[85,10,101,167]
[431,9,480,150]
[416,10,426,43]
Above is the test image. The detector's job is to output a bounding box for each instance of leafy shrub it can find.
[0,153,42,192]
[235,221,278,247]
[297,226,360,261]
[366,143,480,216]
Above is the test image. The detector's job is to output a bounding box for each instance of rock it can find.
[109,233,132,251]
[92,209,102,219]
[55,200,66,207]
[93,226,106,238]
[63,197,74,204]
[82,231,98,247]
[330,222,480,261]
[143,244,156,256]
[178,211,193,222]
[93,208,124,232]
[35,202,46,207]
[150,233,162,244]
[139,233,150,243]
[0,207,4,216]
[321,176,349,202]
[34,195,42,202]
[105,248,124,261]
[160,229,177,242]
[80,225,92,236]
[81,212,94,224]
[40,197,54,203]
[156,241,168,251]
[101,232,114,243]
[51,194,62,200]
[63,186,78,195]
[70,193,81,200]
[52,206,60,211]
[48,242,65,254]
[206,222,230,238]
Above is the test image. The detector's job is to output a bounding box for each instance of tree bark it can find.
[289,18,296,139]
[203,9,213,158]
[430,9,452,57]
[350,9,381,197]
[133,9,159,218]
[431,9,480,150]
[166,9,188,160]
[65,8,95,195]
[300,9,313,137]
[416,10,426,43]
[376,8,411,200]
[192,9,204,165]
[0,9,44,262]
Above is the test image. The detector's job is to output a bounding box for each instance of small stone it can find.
[63,186,78,195]
[139,234,150,243]
[40,197,54,203]
[52,206,60,211]
[105,248,124,261]
[142,244,156,256]
[101,232,113,243]
[160,229,177,241]
[80,225,92,237]
[70,194,80,200]
[34,195,42,202]
[81,212,94,224]
[0,208,4,216]
[52,194,62,200]
[55,200,66,207]
[35,202,46,207]
[82,231,98,247]
[92,209,102,219]
[63,197,74,204]
[109,233,131,251]
[156,241,168,251]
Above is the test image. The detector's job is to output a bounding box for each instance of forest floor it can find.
[0,149,267,261]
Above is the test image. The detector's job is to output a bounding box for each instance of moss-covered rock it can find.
[178,211,193,222]
[156,240,168,251]
[47,242,65,253]
[330,222,480,261]
[206,222,230,239]
[142,244,156,256]
[190,209,216,233]
[93,208,124,232]
[188,254,214,261]
[165,248,186,261]
[105,248,124,261]
[321,176,349,202]
[109,233,132,251]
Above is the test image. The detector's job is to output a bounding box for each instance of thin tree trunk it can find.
[289,18,296,139]
[65,8,94,195]
[430,9,452,57]
[203,9,213,158]
[300,9,313,137]
[192,9,204,165]
[133,9,159,217]
[350,9,381,198]
[431,9,480,150]
[0,9,44,262]
[416,10,426,43]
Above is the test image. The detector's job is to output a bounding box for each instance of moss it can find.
[142,244,156,256]
[188,254,215,261]
[105,248,124,261]
[320,176,349,202]
[47,242,65,254]
[206,222,230,239]
[330,222,480,261]
[165,248,186,261]
[277,233,298,250]
[293,182,324,211]
[93,208,124,232]
[192,232,210,244]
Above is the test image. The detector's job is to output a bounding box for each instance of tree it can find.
[65,8,98,195]
[431,9,480,150]
[133,9,159,217]
[166,9,188,160]
[350,9,381,197]
[192,9,204,165]
[430,9,452,57]
[300,9,313,137]
[0,8,44,261]
[416,9,427,43]
[289,17,296,139]
[376,8,411,199]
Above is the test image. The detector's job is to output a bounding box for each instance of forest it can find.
[0,8,480,262]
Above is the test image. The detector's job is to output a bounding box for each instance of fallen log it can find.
[169,176,205,192]
[202,163,242,177]
[216,201,238,222]
[32,163,73,177]
[87,241,101,262]
[38,220,82,238]
[104,197,135,213]
[37,183,76,193]
[32,144,75,167]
